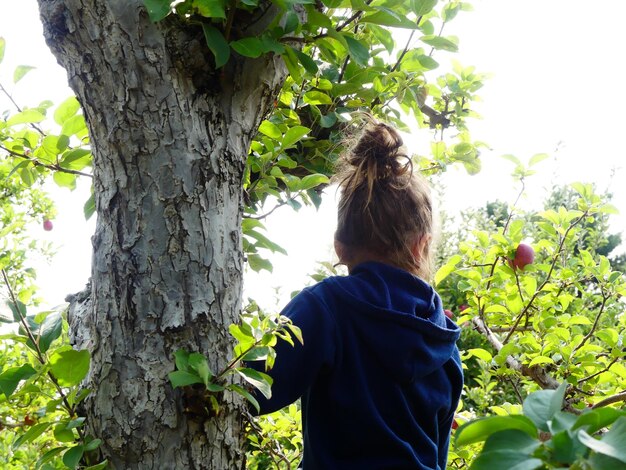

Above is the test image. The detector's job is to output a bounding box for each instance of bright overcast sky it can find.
[1,0,625,310]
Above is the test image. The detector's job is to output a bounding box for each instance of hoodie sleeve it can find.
[250,287,337,415]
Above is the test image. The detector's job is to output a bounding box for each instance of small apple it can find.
[451,419,459,430]
[458,304,468,312]
[43,220,53,231]
[510,243,534,271]
[444,309,454,319]
[23,415,36,426]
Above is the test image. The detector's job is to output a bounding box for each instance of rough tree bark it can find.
[37,1,286,468]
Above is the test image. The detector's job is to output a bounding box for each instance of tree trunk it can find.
[37,1,286,467]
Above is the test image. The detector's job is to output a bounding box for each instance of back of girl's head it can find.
[334,118,434,279]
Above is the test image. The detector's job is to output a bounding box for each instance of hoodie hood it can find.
[324,261,461,383]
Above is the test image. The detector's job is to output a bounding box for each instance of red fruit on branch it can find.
[451,419,458,430]
[510,243,534,271]
[444,309,454,319]
[23,415,36,426]
[43,220,53,231]
[458,304,468,312]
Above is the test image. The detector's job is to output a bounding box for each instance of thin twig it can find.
[0,81,47,135]
[578,356,620,385]
[572,291,608,354]
[245,200,288,221]
[1,270,80,427]
[390,29,417,73]
[591,391,626,409]
[335,2,373,32]
[0,144,93,178]
[503,211,588,344]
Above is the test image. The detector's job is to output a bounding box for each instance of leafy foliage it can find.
[169,303,303,415]
[455,382,626,469]
[0,271,104,469]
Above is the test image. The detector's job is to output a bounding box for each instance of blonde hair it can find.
[333,119,435,279]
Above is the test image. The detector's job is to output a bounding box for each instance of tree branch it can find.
[578,355,620,385]
[503,211,588,344]
[0,144,93,178]
[472,316,560,390]
[591,391,626,409]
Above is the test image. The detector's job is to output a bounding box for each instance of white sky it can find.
[1,0,625,310]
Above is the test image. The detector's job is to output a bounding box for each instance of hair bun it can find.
[344,121,411,184]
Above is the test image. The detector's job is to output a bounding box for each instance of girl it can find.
[253,120,463,470]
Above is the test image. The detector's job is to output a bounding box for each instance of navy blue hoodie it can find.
[254,261,463,470]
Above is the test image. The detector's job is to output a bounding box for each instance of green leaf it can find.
[281,47,301,83]
[188,353,213,386]
[168,370,204,388]
[303,91,332,105]
[12,422,51,449]
[84,438,102,452]
[0,364,37,398]
[0,37,5,64]
[434,255,461,285]
[421,35,459,52]
[174,349,190,372]
[54,97,81,126]
[83,192,96,220]
[144,0,172,22]
[286,323,303,345]
[281,126,310,148]
[38,311,63,353]
[53,171,78,190]
[61,114,87,137]
[522,383,567,432]
[529,153,550,167]
[7,299,27,322]
[361,10,420,28]
[299,173,330,190]
[202,24,230,68]
[247,253,273,273]
[283,10,299,34]
[292,49,318,74]
[319,112,337,128]
[42,135,70,156]
[84,461,109,470]
[577,416,626,463]
[455,415,538,447]
[574,407,626,434]
[228,384,260,413]
[63,445,84,469]
[417,54,439,70]
[54,423,76,442]
[231,37,264,58]
[246,229,288,255]
[7,109,46,127]
[258,120,282,140]
[193,0,226,18]
[49,349,91,387]
[587,453,626,470]
[411,0,437,16]
[343,35,369,66]
[60,148,92,171]
[466,348,492,362]
[242,346,271,362]
[470,450,542,470]
[235,367,273,399]
[13,65,36,84]
[481,429,541,455]
[36,447,67,468]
